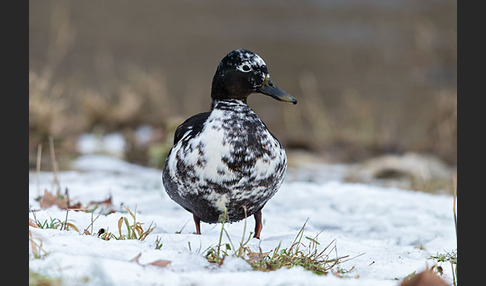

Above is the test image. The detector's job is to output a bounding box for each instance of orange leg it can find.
[253,209,263,239]
[193,213,201,235]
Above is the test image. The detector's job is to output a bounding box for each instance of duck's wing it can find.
[173,112,211,145]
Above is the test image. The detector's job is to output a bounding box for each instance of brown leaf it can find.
[39,189,84,210]
[89,196,113,206]
[40,190,68,209]
[68,202,83,210]
[400,270,448,286]
[148,260,171,268]
[129,253,171,268]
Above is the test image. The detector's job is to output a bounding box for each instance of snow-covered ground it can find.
[29,154,456,285]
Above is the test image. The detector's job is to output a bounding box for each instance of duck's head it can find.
[211,49,297,105]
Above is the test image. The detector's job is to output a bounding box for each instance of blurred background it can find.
[29,0,456,190]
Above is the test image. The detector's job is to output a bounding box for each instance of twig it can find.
[84,210,102,235]
[30,208,39,226]
[62,209,70,231]
[452,176,457,239]
[176,220,189,234]
[49,136,61,196]
[223,228,235,253]
[216,207,228,264]
[36,144,42,198]
[238,206,248,257]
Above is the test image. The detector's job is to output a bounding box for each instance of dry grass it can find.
[97,205,156,241]
[29,230,48,259]
[245,225,351,276]
[29,64,177,169]
[30,139,156,241]
[203,210,353,276]
[29,270,62,286]
[29,0,457,169]
[28,60,457,169]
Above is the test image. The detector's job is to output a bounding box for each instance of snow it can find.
[29,154,456,285]
[77,133,126,157]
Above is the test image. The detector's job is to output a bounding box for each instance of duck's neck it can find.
[211,75,251,106]
[210,98,248,110]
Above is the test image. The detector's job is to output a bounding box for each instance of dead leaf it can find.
[39,189,84,210]
[400,270,448,286]
[68,202,83,210]
[40,190,68,209]
[89,196,113,206]
[129,253,171,268]
[148,260,171,268]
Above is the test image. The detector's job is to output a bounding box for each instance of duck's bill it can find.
[257,78,297,105]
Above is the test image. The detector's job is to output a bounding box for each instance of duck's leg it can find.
[193,213,201,235]
[253,209,263,239]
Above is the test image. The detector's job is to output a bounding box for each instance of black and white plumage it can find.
[162,49,297,239]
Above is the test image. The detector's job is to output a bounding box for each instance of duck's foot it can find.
[253,209,262,239]
[193,213,201,235]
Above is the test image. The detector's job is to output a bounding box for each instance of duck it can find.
[162,49,297,239]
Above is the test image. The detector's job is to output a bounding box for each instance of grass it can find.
[203,210,352,276]
[30,205,156,242]
[29,230,48,259]
[246,224,348,275]
[30,204,80,233]
[154,236,164,250]
[31,142,156,241]
[31,216,79,232]
[29,269,62,286]
[28,125,455,281]
[429,250,457,281]
[97,205,156,241]
[204,209,227,264]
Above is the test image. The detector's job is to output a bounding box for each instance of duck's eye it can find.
[238,64,252,72]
